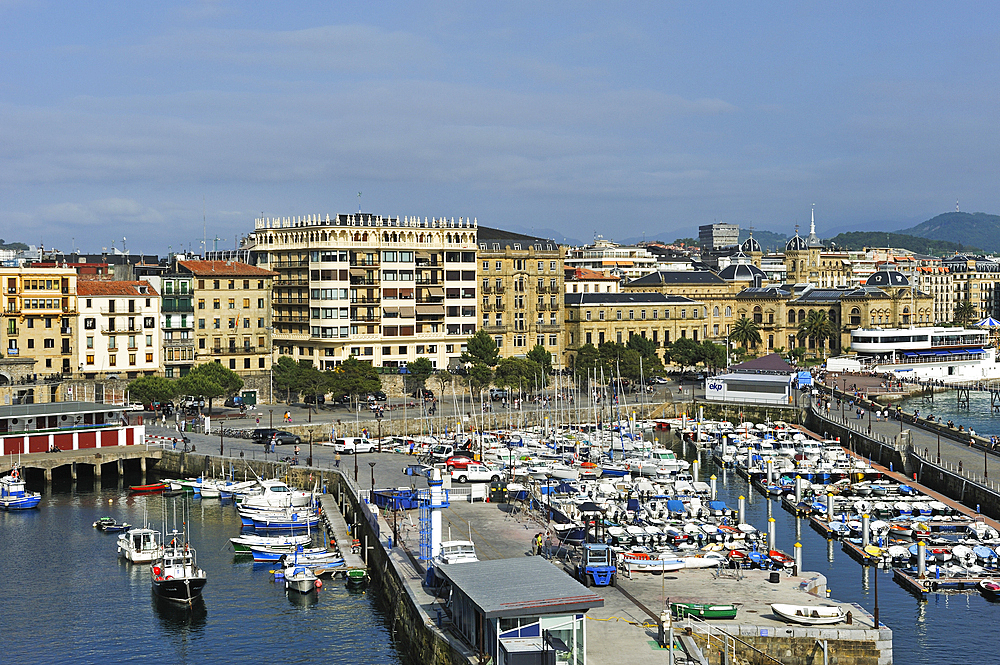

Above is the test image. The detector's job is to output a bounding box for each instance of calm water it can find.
[900,388,1000,439]
[0,474,403,665]
[671,435,1000,665]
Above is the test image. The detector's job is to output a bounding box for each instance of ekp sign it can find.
[706,381,724,393]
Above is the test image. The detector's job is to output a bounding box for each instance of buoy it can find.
[109,499,113,504]
[314,579,323,588]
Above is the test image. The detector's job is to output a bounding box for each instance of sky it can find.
[2,1,999,254]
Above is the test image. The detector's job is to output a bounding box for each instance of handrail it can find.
[681,612,784,665]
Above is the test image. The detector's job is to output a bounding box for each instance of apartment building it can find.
[77,281,160,378]
[564,267,620,294]
[564,236,659,280]
[243,213,477,370]
[176,261,276,374]
[941,255,1000,323]
[475,227,564,361]
[0,267,78,377]
[138,269,197,377]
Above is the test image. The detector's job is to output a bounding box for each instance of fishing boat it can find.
[346,568,369,587]
[0,467,41,510]
[770,604,845,625]
[151,531,207,604]
[118,527,164,563]
[128,482,169,494]
[93,517,132,533]
[670,602,738,620]
[250,545,330,563]
[282,562,321,594]
[434,540,479,565]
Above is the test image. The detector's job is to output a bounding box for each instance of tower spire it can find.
[810,203,816,236]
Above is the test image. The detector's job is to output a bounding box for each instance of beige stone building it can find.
[177,261,276,375]
[77,280,161,379]
[0,266,78,378]
[476,227,564,361]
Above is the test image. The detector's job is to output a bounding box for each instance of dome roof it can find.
[785,233,808,251]
[718,263,766,282]
[740,236,761,253]
[866,270,910,287]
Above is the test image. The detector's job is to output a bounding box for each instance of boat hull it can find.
[151,576,207,603]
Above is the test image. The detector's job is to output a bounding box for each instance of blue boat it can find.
[252,512,320,532]
[0,467,41,510]
[250,545,328,563]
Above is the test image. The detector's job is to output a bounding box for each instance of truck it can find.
[450,464,501,484]
[575,544,616,587]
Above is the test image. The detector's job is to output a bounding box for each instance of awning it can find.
[349,267,366,276]
[601,260,633,267]
[399,306,415,318]
[902,352,917,357]
[416,304,445,315]
[425,286,444,297]
[382,307,399,316]
[934,351,950,356]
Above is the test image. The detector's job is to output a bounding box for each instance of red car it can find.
[445,454,476,471]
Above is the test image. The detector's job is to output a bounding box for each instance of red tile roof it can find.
[77,280,159,297]
[565,267,620,281]
[178,260,277,277]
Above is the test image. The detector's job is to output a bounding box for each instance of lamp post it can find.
[369,462,377,503]
[269,409,273,429]
[985,441,988,481]
[377,415,383,453]
[937,431,941,464]
[308,431,313,467]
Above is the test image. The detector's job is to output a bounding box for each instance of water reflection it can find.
[827,538,835,563]
[152,594,207,631]
[287,589,320,609]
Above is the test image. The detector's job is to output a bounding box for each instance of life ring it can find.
[153,566,161,576]
[165,575,174,580]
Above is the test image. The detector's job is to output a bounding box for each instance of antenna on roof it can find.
[358,191,363,213]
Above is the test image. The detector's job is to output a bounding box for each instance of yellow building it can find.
[476,227,564,361]
[622,271,742,343]
[0,267,78,378]
[178,261,277,375]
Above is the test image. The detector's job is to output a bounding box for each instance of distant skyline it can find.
[3,2,999,254]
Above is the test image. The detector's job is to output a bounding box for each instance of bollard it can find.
[917,541,926,578]
[710,474,717,500]
[826,493,835,524]
[768,517,776,551]
[861,514,870,549]
[767,459,774,485]
[794,476,802,504]
[699,406,704,423]
[738,495,746,524]
[692,459,700,481]
[794,541,802,573]
[681,413,687,431]
[721,435,728,461]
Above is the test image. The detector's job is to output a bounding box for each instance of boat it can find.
[670,602,738,620]
[346,568,369,587]
[434,540,479,566]
[0,467,41,510]
[241,479,314,510]
[280,548,322,594]
[93,517,132,533]
[128,482,169,494]
[249,545,330,563]
[230,533,312,554]
[151,531,207,604]
[839,325,1000,381]
[118,527,164,563]
[978,579,1000,598]
[770,604,846,625]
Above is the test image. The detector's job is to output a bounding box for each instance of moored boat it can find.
[670,602,738,620]
[771,603,845,625]
[128,482,169,494]
[0,467,41,510]
[151,531,207,604]
[118,527,164,563]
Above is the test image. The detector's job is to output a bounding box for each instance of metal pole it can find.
[377,417,382,453]
[308,432,313,467]
[354,447,358,483]
[874,563,880,629]
[738,495,745,524]
[269,409,273,429]
[937,431,941,464]
[369,462,376,503]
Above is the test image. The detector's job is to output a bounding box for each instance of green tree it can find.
[272,355,301,403]
[296,361,332,409]
[462,329,500,367]
[796,310,838,358]
[433,369,453,399]
[570,343,601,377]
[175,362,243,413]
[330,356,381,407]
[699,340,727,371]
[494,357,545,393]
[406,357,434,393]
[729,316,762,351]
[127,375,176,408]
[526,344,553,376]
[468,363,494,393]
[626,334,657,359]
[665,337,702,369]
[954,298,977,327]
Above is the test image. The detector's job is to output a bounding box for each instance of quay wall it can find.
[691,629,892,665]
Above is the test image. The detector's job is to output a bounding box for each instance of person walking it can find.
[335,451,341,467]
[543,532,553,559]
[294,445,300,458]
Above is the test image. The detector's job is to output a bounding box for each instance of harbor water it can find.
[670,433,1000,665]
[0,474,403,665]
[900,388,1000,440]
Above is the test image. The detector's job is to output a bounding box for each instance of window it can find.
[86,336,93,349]
[129,353,136,366]
[86,354,94,365]
[198,299,205,310]
[228,298,235,309]
[213,299,220,309]
[482,261,489,271]
[198,318,205,329]
[585,310,591,321]
[243,298,250,308]
[258,298,264,308]
[108,336,117,350]
[109,355,117,367]
[84,318,96,329]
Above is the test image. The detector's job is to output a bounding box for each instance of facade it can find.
[0,267,78,377]
[176,261,276,375]
[563,292,708,364]
[77,280,161,378]
[139,269,197,377]
[243,213,477,371]
[698,223,740,250]
[622,271,742,343]
[941,255,1000,323]
[564,267,620,294]
[476,227,563,361]
[563,236,659,280]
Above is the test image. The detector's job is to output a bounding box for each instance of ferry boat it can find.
[827,326,999,381]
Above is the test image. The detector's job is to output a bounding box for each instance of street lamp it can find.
[269,409,273,429]
[937,431,941,464]
[376,415,383,453]
[369,461,377,503]
[354,445,359,483]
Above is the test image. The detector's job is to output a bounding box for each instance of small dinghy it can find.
[771,603,845,625]
[670,602,738,620]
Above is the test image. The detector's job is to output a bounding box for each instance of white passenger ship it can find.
[827,326,999,381]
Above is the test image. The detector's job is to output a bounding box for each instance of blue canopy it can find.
[666,499,685,514]
[976,317,1000,328]
[707,500,728,512]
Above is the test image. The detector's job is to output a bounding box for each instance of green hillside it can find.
[823,231,977,255]
[897,212,1000,252]
[738,229,788,252]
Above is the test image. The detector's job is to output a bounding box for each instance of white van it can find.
[332,437,376,454]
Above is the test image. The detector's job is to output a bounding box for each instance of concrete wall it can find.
[692,628,891,665]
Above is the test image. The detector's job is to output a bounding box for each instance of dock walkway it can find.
[318,495,367,578]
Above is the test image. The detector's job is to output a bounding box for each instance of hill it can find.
[896,212,1000,253]
[738,229,788,252]
[823,232,977,255]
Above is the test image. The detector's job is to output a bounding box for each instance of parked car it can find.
[367,391,387,401]
[224,395,245,408]
[331,437,376,454]
[411,388,434,399]
[126,402,145,412]
[648,376,669,385]
[304,394,326,405]
[451,464,501,484]
[489,388,510,401]
[251,428,280,444]
[444,455,477,471]
[268,431,301,446]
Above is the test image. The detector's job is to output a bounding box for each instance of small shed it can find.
[705,372,794,405]
[436,557,604,665]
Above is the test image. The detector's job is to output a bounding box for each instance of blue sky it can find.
[2,1,998,253]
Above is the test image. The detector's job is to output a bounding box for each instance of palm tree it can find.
[797,310,838,359]
[729,316,762,353]
[954,299,977,327]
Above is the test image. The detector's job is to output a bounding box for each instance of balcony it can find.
[350,278,378,286]
[493,286,506,294]
[273,315,310,323]
[351,316,381,323]
[275,298,309,304]
[272,260,309,268]
[162,302,195,313]
[483,325,508,334]
[275,278,310,286]
[350,296,381,304]
[537,324,561,332]
[415,279,440,286]
[349,259,380,267]
[60,326,71,335]
[212,346,258,355]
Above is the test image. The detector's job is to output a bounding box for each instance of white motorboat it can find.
[282,563,320,594]
[241,479,313,510]
[434,540,479,566]
[118,527,164,563]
